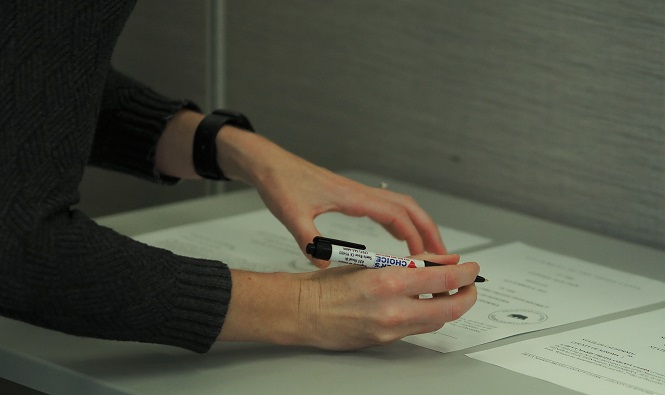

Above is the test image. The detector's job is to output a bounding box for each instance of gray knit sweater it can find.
[0,1,231,353]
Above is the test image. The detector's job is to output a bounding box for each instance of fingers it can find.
[399,261,480,296]
[394,265,479,335]
[411,284,478,333]
[410,253,460,266]
[262,168,446,270]
[361,265,479,341]
[353,188,447,255]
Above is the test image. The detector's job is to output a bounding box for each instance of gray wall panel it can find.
[226,0,664,249]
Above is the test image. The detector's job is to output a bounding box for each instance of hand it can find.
[218,254,479,350]
[216,127,447,267]
[297,254,478,349]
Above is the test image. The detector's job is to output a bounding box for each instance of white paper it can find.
[136,214,663,358]
[402,242,665,353]
[467,308,665,395]
[134,209,491,273]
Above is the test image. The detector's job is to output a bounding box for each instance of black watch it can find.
[192,109,254,180]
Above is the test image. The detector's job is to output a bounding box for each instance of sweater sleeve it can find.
[89,68,199,184]
[25,212,232,353]
[4,208,233,353]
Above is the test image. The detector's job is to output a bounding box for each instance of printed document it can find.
[402,242,665,353]
[135,213,663,355]
[467,308,665,395]
[134,209,490,273]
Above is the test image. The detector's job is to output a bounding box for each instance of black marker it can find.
[306,236,487,282]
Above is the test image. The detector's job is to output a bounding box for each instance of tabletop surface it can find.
[1,171,663,395]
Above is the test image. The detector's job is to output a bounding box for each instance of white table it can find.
[1,171,663,394]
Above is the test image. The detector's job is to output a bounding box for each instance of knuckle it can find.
[374,271,407,296]
[395,193,416,205]
[468,285,478,304]
[366,307,406,346]
[443,286,477,322]
[376,305,407,329]
[371,331,400,346]
[448,302,465,321]
[391,206,408,221]
[441,269,459,291]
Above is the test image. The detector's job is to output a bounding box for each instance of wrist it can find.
[218,270,305,345]
[216,126,288,186]
[156,109,204,179]
[214,125,256,184]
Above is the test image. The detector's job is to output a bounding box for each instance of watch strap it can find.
[192,110,254,180]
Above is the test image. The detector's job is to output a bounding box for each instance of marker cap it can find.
[306,240,333,260]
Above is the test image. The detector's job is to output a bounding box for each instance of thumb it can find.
[287,217,330,269]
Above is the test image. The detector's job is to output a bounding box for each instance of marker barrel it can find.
[329,245,426,269]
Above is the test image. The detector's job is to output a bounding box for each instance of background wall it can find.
[226,0,665,250]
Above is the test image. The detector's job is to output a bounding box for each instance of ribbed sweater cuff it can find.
[157,256,232,353]
[92,87,200,185]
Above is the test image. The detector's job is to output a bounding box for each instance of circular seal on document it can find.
[488,310,548,325]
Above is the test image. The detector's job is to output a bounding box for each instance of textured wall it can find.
[226,0,665,249]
